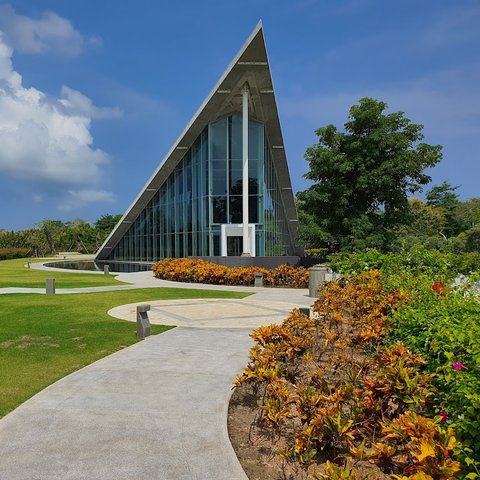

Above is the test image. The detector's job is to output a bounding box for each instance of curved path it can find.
[0,269,313,479]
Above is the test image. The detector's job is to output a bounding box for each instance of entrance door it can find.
[227,236,243,256]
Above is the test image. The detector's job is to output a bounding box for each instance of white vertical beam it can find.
[241,85,250,256]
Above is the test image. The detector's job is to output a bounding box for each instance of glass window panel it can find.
[213,231,220,256]
[229,196,242,223]
[249,121,263,160]
[177,233,183,258]
[186,232,192,257]
[229,115,242,160]
[212,170,227,196]
[210,119,227,159]
[249,195,259,224]
[212,196,227,224]
[229,169,242,195]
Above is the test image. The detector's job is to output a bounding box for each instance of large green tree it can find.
[297,98,442,251]
[425,181,461,237]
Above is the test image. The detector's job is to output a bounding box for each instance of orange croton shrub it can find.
[234,271,462,479]
[152,257,309,288]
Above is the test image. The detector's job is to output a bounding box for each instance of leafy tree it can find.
[65,220,97,253]
[426,181,461,236]
[94,214,122,248]
[393,199,448,251]
[426,181,460,210]
[465,225,480,252]
[35,219,68,254]
[454,198,480,231]
[298,98,442,251]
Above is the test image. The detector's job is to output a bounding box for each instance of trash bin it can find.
[308,265,328,297]
[254,272,264,287]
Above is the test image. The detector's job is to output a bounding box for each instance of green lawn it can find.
[0,287,250,417]
[0,258,126,288]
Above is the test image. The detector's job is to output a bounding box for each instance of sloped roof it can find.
[96,22,298,260]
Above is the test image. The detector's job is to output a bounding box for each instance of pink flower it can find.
[452,362,464,371]
[439,410,448,423]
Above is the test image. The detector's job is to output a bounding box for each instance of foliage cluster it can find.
[0,247,31,260]
[297,97,442,252]
[393,186,480,255]
[152,258,309,288]
[296,98,480,256]
[387,279,480,478]
[327,250,480,478]
[327,245,480,280]
[235,271,465,479]
[0,214,122,256]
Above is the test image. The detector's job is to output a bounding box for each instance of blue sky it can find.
[0,0,479,230]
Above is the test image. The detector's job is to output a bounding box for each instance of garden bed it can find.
[228,267,478,479]
[152,258,309,288]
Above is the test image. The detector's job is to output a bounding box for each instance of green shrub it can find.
[0,247,31,260]
[327,245,480,279]
[328,248,480,477]
[389,280,480,476]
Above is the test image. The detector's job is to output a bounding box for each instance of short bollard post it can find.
[308,265,328,297]
[46,278,56,295]
[104,265,109,275]
[254,272,264,287]
[136,304,151,339]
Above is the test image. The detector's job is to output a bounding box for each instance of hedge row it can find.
[0,248,31,261]
[152,258,309,288]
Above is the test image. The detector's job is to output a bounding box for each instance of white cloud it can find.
[0,4,101,56]
[59,189,115,211]
[0,32,116,209]
[59,86,122,119]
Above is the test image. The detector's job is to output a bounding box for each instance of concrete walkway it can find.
[0,328,253,479]
[0,267,314,479]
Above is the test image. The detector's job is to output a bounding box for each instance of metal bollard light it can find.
[254,272,264,287]
[46,278,56,295]
[136,304,151,339]
[104,265,109,275]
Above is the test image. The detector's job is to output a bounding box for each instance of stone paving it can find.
[0,266,314,479]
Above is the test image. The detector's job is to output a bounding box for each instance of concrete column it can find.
[241,85,250,256]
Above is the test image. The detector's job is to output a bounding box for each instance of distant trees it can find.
[297,98,480,255]
[297,98,442,252]
[390,181,480,253]
[0,213,122,256]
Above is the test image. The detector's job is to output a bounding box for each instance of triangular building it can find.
[95,22,298,269]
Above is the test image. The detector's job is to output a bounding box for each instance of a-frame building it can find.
[95,22,298,269]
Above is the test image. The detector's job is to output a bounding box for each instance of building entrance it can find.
[227,236,243,256]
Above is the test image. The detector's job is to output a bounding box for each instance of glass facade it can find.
[107,114,293,263]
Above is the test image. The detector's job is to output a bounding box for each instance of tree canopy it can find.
[297,97,442,251]
[0,213,122,256]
